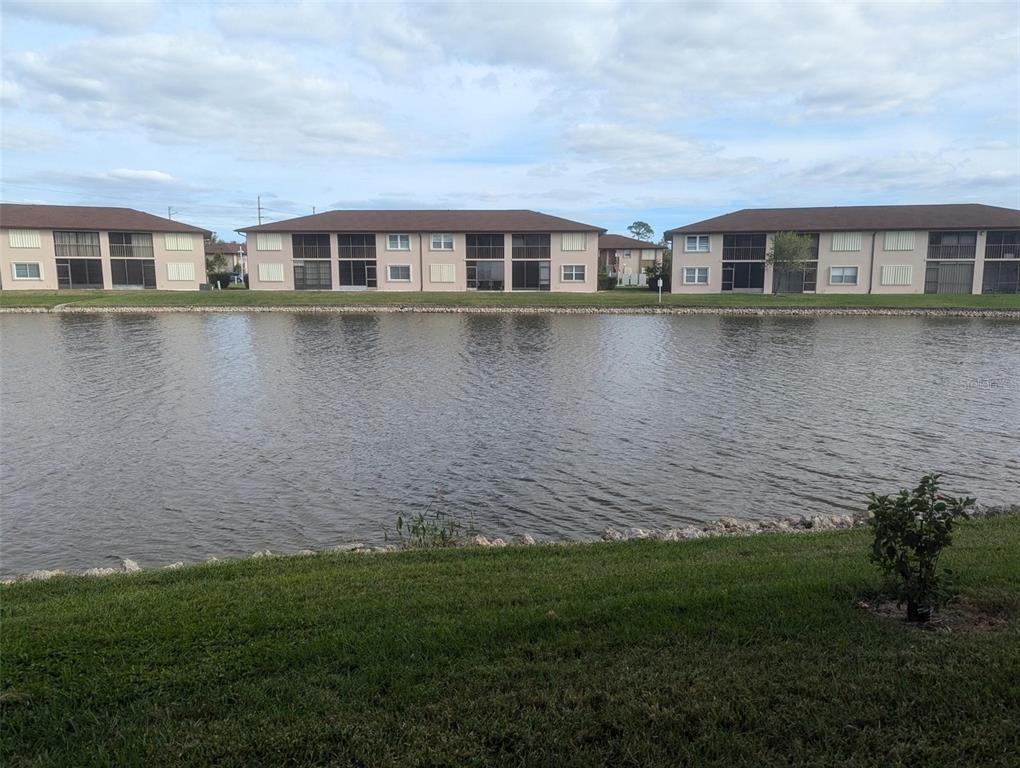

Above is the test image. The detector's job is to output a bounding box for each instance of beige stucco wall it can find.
[1,227,205,291]
[1,228,58,290]
[246,233,296,290]
[670,234,723,292]
[243,229,600,293]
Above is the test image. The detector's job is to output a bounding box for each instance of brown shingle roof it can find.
[599,234,664,251]
[0,203,211,235]
[664,204,1020,236]
[239,209,606,233]
[205,241,244,255]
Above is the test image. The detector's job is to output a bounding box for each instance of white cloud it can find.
[2,0,160,32]
[3,34,394,158]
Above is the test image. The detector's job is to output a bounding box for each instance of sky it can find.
[1,1,1018,242]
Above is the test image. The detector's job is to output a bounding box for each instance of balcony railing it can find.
[293,244,332,260]
[466,244,505,259]
[927,244,976,260]
[985,243,1019,260]
[109,244,154,259]
[721,245,767,261]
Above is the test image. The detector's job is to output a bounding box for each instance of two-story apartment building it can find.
[597,234,665,287]
[665,204,1020,295]
[0,204,211,291]
[239,210,605,293]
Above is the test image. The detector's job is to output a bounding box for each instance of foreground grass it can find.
[2,288,1019,310]
[2,518,1019,767]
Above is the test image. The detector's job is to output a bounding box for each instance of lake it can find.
[1,312,1017,576]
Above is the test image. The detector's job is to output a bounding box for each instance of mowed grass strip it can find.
[2,518,1019,767]
[3,288,1020,310]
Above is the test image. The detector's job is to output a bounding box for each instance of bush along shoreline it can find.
[4,503,1017,585]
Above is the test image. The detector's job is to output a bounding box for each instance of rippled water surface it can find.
[1,312,1018,575]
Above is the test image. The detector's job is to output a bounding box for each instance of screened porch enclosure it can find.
[56,258,104,289]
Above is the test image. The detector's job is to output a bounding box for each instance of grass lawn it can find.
[2,517,1018,767]
[2,288,1019,310]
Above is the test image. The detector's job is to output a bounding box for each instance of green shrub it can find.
[867,473,975,621]
[597,267,617,291]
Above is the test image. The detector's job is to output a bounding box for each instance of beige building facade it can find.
[665,204,1020,295]
[597,234,665,287]
[0,204,210,291]
[241,210,605,293]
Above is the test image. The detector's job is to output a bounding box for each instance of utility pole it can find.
[257,195,263,225]
[167,206,175,220]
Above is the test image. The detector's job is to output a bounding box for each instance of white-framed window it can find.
[884,231,915,251]
[641,249,657,259]
[829,266,859,285]
[255,233,283,251]
[561,264,586,282]
[430,233,454,250]
[430,264,455,283]
[257,262,285,282]
[831,232,862,252]
[623,250,632,258]
[167,262,196,281]
[11,262,42,280]
[8,229,41,248]
[387,264,411,282]
[683,266,710,285]
[685,235,710,252]
[387,234,410,251]
[561,232,586,251]
[880,265,913,286]
[164,232,193,251]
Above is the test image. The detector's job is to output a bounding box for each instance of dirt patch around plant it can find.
[857,596,1016,633]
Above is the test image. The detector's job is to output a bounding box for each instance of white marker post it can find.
[657,277,663,304]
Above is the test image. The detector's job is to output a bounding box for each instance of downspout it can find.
[867,231,876,294]
[419,233,425,292]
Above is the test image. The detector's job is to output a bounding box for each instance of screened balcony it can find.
[984,231,1020,260]
[927,231,977,260]
[511,234,550,259]
[466,233,504,260]
[109,232,154,259]
[292,233,331,260]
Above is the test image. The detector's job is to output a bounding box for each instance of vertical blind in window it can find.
[880,265,912,286]
[8,229,41,248]
[167,262,196,281]
[256,233,283,251]
[884,231,915,251]
[831,232,862,251]
[164,232,193,251]
[258,262,285,281]
[561,232,586,251]
[430,264,455,283]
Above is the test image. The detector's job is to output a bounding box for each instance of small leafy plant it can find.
[385,502,473,549]
[867,473,975,621]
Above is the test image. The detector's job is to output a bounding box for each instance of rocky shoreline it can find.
[5,504,1017,584]
[3,305,1019,318]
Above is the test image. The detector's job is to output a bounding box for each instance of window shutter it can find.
[164,232,193,251]
[256,233,283,251]
[166,262,196,281]
[831,232,862,251]
[258,263,285,282]
[8,229,41,248]
[561,232,586,251]
[884,231,915,251]
[430,263,455,283]
[880,265,913,286]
